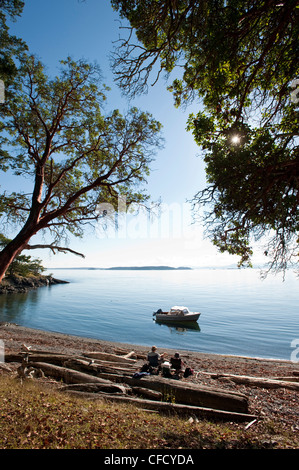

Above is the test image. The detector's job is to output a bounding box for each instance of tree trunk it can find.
[0,181,45,282]
[0,241,25,282]
[0,226,36,282]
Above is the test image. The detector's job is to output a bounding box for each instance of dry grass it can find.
[0,375,298,449]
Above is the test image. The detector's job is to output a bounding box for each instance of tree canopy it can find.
[0,0,27,85]
[111,0,299,274]
[0,54,162,281]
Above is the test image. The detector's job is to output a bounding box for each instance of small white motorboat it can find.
[153,306,200,322]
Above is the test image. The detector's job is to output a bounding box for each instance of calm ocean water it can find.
[0,268,298,361]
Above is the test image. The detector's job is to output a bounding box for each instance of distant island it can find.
[106,266,192,270]
[49,266,193,271]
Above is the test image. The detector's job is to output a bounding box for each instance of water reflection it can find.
[154,320,201,334]
[0,289,41,324]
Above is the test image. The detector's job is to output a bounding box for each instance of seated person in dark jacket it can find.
[170,352,184,372]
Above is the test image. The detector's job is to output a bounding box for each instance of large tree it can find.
[0,55,162,281]
[111,0,299,274]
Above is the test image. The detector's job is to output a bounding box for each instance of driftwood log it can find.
[94,372,249,414]
[62,357,135,376]
[62,391,257,423]
[113,348,146,360]
[131,387,163,401]
[5,353,75,365]
[59,383,128,394]
[82,351,136,364]
[276,376,299,383]
[5,353,136,375]
[28,361,116,386]
[210,372,299,391]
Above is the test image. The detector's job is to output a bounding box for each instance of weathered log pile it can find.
[3,347,270,422]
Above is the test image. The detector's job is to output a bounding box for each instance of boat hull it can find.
[155,312,200,322]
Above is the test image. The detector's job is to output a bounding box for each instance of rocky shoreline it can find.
[0,274,69,295]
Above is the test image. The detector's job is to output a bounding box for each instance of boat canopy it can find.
[170,306,190,315]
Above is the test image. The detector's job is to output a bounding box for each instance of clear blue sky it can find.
[4,0,252,269]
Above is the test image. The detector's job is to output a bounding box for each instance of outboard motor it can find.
[153,308,162,316]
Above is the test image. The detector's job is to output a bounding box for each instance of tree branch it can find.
[24,244,85,258]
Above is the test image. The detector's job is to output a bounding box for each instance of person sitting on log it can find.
[161,360,172,378]
[148,346,164,366]
[141,346,165,374]
[170,352,184,377]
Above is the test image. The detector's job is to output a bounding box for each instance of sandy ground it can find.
[1,322,299,434]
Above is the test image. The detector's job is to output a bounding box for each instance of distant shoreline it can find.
[0,266,191,294]
[48,266,193,271]
[106,266,192,270]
